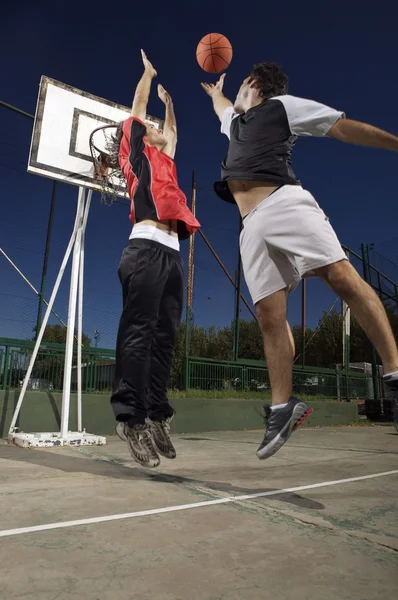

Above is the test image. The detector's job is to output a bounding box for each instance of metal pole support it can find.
[361,243,380,404]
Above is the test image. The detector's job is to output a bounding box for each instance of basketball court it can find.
[1,74,397,599]
[1,426,397,599]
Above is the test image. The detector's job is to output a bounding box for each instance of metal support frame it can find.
[233,218,243,362]
[361,243,380,403]
[7,187,105,447]
[185,172,197,389]
[342,250,351,400]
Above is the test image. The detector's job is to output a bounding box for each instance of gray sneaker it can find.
[116,422,160,468]
[146,418,176,459]
[257,397,312,460]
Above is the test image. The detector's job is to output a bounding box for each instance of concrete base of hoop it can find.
[8,430,106,449]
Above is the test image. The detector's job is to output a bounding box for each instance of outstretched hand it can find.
[157,84,172,105]
[200,73,226,97]
[141,49,157,78]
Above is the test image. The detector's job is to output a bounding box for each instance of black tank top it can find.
[214,99,300,204]
[214,95,344,204]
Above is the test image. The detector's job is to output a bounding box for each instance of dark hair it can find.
[250,62,288,100]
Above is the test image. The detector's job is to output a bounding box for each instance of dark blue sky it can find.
[0,0,397,348]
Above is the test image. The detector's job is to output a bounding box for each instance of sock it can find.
[383,371,398,380]
[270,402,288,410]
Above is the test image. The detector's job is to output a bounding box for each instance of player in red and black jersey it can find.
[111,51,200,467]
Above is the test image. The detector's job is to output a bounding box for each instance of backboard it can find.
[28,76,163,197]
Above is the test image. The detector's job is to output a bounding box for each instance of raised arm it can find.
[328,119,398,151]
[131,50,157,120]
[201,74,233,121]
[157,84,177,159]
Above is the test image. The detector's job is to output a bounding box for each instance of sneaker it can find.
[256,397,313,460]
[116,422,160,468]
[146,417,176,459]
[383,374,398,433]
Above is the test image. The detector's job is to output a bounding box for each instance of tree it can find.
[235,319,263,360]
[292,302,398,368]
[38,324,91,347]
[169,302,398,389]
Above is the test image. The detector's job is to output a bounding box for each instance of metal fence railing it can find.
[186,357,371,400]
[0,337,375,401]
[0,337,116,393]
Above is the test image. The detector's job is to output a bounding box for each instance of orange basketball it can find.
[196,33,233,74]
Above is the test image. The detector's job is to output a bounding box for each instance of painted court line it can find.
[0,469,397,538]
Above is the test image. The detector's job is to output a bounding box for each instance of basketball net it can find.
[89,124,127,206]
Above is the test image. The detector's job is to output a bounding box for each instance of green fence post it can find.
[344,372,350,402]
[2,345,10,390]
[242,366,248,391]
[184,352,191,391]
[361,243,380,404]
[91,357,97,392]
[84,358,89,392]
[87,358,92,392]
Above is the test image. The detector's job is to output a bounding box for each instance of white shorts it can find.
[239,185,347,305]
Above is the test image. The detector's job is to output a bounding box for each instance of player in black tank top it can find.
[202,61,398,458]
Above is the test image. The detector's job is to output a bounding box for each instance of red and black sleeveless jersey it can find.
[118,117,200,240]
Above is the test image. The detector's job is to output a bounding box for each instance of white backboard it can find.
[28,76,163,196]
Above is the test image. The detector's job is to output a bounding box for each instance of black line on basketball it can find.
[213,54,231,66]
[203,54,214,72]
[209,34,225,45]
[197,35,226,47]
[208,46,232,51]
[208,38,218,73]
[196,48,213,57]
[212,54,217,73]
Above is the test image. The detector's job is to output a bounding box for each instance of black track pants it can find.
[111,239,183,425]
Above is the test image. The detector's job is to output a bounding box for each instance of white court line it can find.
[0,470,397,539]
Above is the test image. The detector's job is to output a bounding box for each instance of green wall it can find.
[0,391,358,438]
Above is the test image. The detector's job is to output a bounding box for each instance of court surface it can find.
[0,426,397,600]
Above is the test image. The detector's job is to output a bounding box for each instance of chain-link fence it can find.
[369,238,398,307]
[1,101,398,409]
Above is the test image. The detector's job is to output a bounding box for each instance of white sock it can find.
[270,402,288,410]
[383,371,398,379]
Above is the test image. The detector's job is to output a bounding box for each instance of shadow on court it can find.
[0,443,324,510]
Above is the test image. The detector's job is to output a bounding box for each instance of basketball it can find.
[196,33,233,74]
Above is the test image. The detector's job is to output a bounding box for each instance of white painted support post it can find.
[77,189,92,432]
[8,195,83,435]
[60,187,85,439]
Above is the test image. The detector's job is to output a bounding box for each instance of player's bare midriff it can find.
[139,219,179,238]
[228,180,280,217]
